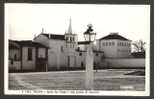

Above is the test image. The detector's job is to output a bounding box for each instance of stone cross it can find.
[85,42,94,90]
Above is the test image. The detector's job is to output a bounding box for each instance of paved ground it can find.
[9,69,145,90]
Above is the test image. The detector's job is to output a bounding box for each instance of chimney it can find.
[110,32,118,35]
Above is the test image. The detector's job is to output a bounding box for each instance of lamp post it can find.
[84,24,96,90]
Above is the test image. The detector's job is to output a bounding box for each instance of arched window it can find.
[66,37,68,41]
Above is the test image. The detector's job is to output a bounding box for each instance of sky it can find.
[5,3,150,42]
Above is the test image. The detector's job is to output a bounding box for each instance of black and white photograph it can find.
[4,3,150,96]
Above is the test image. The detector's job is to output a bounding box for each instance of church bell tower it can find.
[65,18,77,52]
[64,18,77,67]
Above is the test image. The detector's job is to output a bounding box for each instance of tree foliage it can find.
[132,40,146,52]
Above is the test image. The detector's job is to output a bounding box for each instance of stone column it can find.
[85,43,94,90]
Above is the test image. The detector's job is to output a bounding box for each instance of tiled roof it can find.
[78,41,91,45]
[93,50,104,53]
[9,40,48,48]
[99,33,129,41]
[41,33,65,40]
[9,40,20,49]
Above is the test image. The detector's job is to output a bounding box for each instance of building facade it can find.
[97,33,131,58]
[9,40,48,72]
[33,20,104,70]
[9,20,135,72]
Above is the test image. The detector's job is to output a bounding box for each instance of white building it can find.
[9,40,48,72]
[9,19,137,72]
[97,33,131,58]
[33,19,84,70]
[33,19,103,70]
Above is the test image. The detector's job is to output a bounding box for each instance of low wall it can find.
[103,58,145,68]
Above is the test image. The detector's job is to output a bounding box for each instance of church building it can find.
[33,19,103,70]
[9,19,133,72]
[33,19,132,70]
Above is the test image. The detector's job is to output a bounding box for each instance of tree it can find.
[132,40,146,52]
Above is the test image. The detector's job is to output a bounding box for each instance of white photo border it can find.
[4,3,150,96]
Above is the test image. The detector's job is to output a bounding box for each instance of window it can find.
[72,37,75,42]
[118,42,120,46]
[70,37,72,42]
[38,48,46,58]
[14,54,17,61]
[128,43,130,46]
[66,37,68,41]
[79,52,82,56]
[124,42,126,46]
[61,46,64,52]
[28,48,32,61]
[127,43,129,46]
[81,62,84,68]
[112,42,114,46]
[77,47,80,51]
[121,42,123,46]
[11,59,13,64]
[106,42,108,46]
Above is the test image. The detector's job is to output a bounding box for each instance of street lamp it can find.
[84,24,96,42]
[84,24,96,90]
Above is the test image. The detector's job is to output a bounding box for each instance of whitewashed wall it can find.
[34,35,66,69]
[103,58,145,68]
[99,40,118,58]
[94,52,104,66]
[76,52,86,68]
[9,49,20,60]
[22,47,36,70]
[34,35,49,46]
[98,39,131,58]
[9,60,21,70]
[117,40,131,58]
[49,39,66,69]
[38,48,46,58]
[9,49,21,71]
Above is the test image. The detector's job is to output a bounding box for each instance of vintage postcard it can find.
[4,3,150,96]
